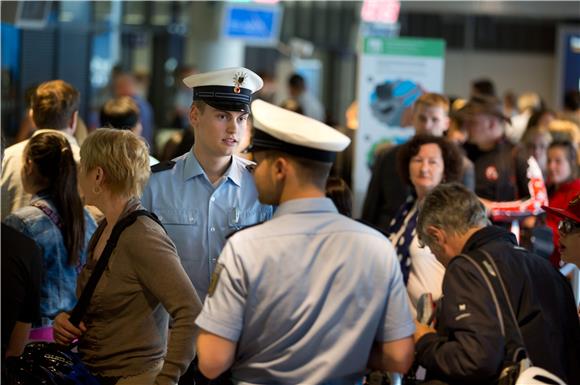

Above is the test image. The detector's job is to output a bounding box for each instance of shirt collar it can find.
[183,151,244,187]
[225,156,245,187]
[30,191,53,204]
[183,151,205,181]
[33,129,79,147]
[461,225,517,254]
[273,197,338,219]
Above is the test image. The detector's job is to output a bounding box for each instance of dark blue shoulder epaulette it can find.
[151,160,176,173]
[226,221,264,240]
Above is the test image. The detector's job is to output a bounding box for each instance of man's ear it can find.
[427,225,446,246]
[272,157,288,182]
[69,110,78,134]
[189,105,200,128]
[94,166,105,185]
[23,158,34,176]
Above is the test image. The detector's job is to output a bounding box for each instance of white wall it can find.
[444,50,556,106]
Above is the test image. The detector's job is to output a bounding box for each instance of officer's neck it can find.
[192,146,231,184]
[279,183,325,204]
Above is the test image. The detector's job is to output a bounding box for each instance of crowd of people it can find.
[1,67,579,385]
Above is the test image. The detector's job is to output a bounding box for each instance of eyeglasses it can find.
[558,219,580,235]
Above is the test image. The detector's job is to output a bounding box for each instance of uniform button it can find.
[210,227,215,232]
[210,197,216,202]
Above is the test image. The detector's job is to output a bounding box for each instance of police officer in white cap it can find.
[195,100,415,384]
[141,68,273,301]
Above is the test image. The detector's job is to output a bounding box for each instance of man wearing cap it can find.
[141,67,272,300]
[460,95,530,205]
[195,100,415,383]
[543,194,580,268]
[414,183,580,385]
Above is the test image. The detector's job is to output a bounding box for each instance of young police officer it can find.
[195,100,415,384]
[141,68,272,300]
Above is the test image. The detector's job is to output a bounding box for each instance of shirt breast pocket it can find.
[152,208,200,262]
[153,208,199,226]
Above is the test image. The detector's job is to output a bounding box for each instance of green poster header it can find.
[363,37,445,57]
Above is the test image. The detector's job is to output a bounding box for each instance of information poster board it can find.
[353,37,445,216]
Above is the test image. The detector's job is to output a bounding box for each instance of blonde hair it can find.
[548,119,580,147]
[80,128,150,197]
[517,92,541,113]
[414,93,450,113]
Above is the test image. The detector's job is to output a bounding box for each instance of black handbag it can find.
[4,210,162,385]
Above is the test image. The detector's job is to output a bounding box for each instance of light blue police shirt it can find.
[140,151,272,299]
[196,197,415,385]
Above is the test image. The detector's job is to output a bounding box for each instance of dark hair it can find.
[192,100,206,113]
[261,150,332,189]
[325,177,353,217]
[549,140,578,179]
[397,134,463,187]
[471,78,496,97]
[526,108,555,130]
[563,90,580,111]
[32,80,80,130]
[288,73,305,89]
[25,132,85,265]
[100,96,140,130]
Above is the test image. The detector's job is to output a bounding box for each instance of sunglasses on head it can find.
[558,219,580,235]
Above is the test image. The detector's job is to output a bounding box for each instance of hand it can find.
[413,320,435,343]
[53,312,86,346]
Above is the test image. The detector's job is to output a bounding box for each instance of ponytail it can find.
[26,132,85,266]
[55,145,85,266]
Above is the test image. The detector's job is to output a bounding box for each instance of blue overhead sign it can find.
[222,4,282,45]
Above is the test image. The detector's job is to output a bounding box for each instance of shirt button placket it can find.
[208,194,216,276]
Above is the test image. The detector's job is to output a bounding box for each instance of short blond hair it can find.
[414,93,450,113]
[81,128,150,197]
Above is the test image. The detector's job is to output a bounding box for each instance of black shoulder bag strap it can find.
[68,210,163,326]
[458,250,530,364]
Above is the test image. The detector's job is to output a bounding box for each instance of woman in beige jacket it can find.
[53,128,201,385]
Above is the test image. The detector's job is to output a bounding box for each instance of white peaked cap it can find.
[183,67,263,112]
[249,99,351,162]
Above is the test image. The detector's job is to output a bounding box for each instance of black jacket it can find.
[361,145,409,232]
[416,226,580,385]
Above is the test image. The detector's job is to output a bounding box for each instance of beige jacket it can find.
[77,199,201,385]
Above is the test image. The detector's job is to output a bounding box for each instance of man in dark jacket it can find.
[414,183,580,385]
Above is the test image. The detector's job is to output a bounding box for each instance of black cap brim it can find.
[204,100,250,113]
